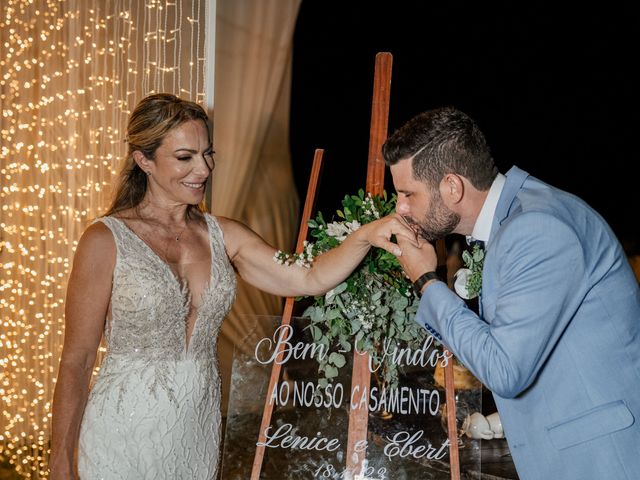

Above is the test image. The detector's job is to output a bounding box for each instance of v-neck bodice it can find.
[112,215,214,342]
[114,214,212,292]
[96,214,236,359]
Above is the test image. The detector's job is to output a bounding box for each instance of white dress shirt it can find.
[469,173,506,244]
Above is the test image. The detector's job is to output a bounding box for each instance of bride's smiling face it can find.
[136,119,214,206]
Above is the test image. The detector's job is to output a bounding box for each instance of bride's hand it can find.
[358,213,419,256]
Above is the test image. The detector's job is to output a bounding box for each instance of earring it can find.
[146,171,151,176]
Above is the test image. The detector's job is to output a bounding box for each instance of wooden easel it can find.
[344,51,392,474]
[251,52,461,480]
[250,149,324,480]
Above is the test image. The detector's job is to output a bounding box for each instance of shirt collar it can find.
[470,173,506,243]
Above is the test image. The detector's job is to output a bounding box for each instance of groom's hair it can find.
[382,107,498,191]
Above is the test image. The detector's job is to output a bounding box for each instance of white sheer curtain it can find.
[0,1,205,476]
[212,0,302,413]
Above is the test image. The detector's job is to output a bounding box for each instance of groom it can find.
[383,107,640,480]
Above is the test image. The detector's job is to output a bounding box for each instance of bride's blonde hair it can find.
[104,93,210,218]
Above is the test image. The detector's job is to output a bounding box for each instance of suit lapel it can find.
[488,166,530,247]
[480,166,530,318]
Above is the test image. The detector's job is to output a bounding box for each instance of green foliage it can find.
[461,244,485,298]
[301,190,427,391]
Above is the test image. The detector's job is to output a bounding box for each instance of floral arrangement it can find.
[276,190,428,391]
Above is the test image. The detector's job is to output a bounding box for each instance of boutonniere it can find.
[454,244,485,299]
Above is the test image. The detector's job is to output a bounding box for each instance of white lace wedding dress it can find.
[77,214,236,479]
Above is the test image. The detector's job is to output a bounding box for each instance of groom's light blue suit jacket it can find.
[419,166,640,480]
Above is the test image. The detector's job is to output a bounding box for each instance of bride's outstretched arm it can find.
[49,222,114,480]
[218,213,416,298]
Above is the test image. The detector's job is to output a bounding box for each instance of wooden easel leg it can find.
[345,51,393,477]
[250,150,324,480]
[444,353,461,480]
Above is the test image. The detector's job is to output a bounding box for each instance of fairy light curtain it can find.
[0,0,206,477]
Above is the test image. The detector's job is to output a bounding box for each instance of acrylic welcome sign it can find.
[220,315,484,479]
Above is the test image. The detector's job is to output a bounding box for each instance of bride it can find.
[49,93,415,479]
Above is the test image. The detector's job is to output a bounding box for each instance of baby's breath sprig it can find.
[273,240,315,268]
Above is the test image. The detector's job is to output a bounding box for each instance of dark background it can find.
[290,1,638,251]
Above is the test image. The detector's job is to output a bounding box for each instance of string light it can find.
[0,1,206,477]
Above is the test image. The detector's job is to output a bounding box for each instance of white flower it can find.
[295,257,311,268]
[272,241,315,269]
[453,268,477,299]
[325,221,350,241]
[326,220,361,241]
[362,194,381,219]
[345,220,361,233]
[358,314,373,331]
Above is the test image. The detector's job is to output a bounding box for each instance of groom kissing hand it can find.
[382,107,640,480]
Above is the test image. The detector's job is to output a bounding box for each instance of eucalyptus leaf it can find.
[339,337,352,352]
[325,365,339,378]
[330,324,340,336]
[333,282,348,295]
[302,305,314,319]
[329,352,346,368]
[391,296,409,311]
[311,326,322,342]
[334,295,345,310]
[350,320,361,333]
[389,324,396,337]
[393,312,405,326]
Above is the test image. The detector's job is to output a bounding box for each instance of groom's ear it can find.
[439,173,464,204]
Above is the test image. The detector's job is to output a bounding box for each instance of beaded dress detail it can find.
[77,214,236,479]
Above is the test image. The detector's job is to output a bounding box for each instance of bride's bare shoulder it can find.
[214,216,253,234]
[74,219,116,264]
[212,216,258,259]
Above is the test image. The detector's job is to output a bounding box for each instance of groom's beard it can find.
[405,193,460,242]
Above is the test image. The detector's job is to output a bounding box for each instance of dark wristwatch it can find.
[412,271,440,296]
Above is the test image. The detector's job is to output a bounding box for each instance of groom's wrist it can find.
[412,271,441,296]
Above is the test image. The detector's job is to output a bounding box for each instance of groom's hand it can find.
[395,234,438,283]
